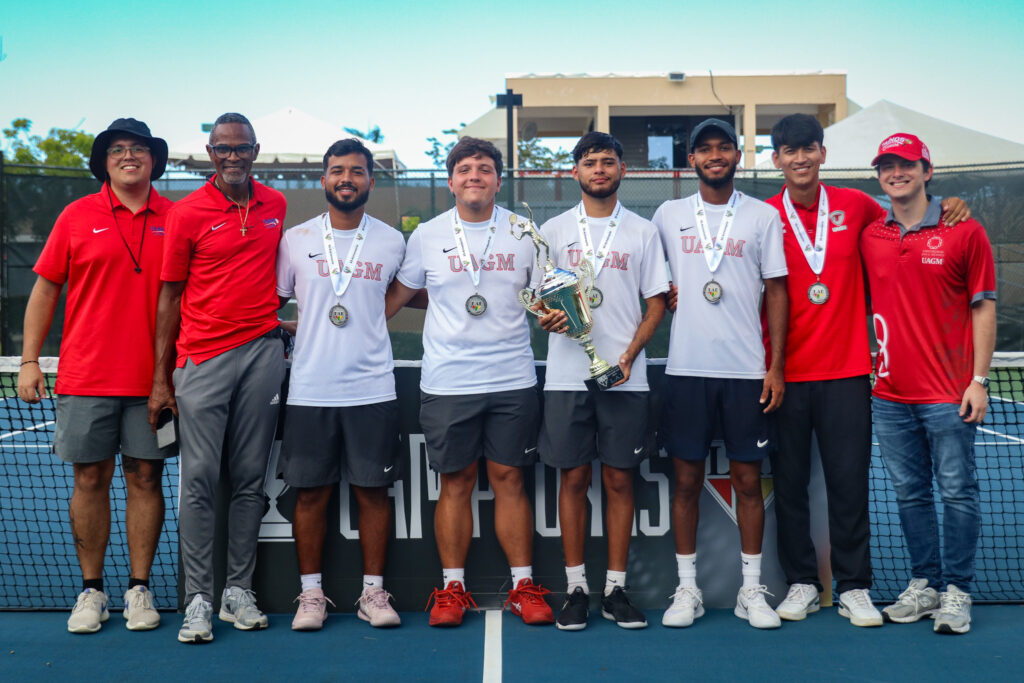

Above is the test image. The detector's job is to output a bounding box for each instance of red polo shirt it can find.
[764,184,886,382]
[860,199,996,404]
[34,184,174,396]
[161,176,286,367]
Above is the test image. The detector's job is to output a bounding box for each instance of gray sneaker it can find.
[883,578,940,623]
[219,586,269,630]
[178,595,213,644]
[934,585,972,634]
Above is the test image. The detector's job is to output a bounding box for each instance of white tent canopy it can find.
[168,106,404,169]
[821,100,1024,168]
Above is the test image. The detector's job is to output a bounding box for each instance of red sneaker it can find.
[426,581,477,627]
[505,578,555,625]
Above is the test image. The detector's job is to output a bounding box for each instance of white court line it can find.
[482,610,502,683]
[0,420,55,440]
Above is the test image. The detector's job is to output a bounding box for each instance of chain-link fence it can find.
[3,159,1023,355]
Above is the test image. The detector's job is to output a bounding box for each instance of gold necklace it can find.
[235,195,251,236]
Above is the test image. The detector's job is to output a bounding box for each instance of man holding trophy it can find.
[652,119,789,630]
[385,138,554,627]
[526,132,668,630]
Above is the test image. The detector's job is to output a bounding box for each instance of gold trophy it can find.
[510,203,624,392]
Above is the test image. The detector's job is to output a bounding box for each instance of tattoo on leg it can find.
[69,509,85,549]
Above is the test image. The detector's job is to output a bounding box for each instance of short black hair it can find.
[771,114,824,151]
[209,112,256,144]
[572,132,623,164]
[323,138,375,173]
[446,137,503,178]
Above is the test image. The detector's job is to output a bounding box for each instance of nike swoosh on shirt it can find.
[524,447,537,455]
[679,225,695,232]
[92,227,110,234]
[211,221,227,231]
[634,447,644,455]
[567,241,579,248]
[442,246,457,253]
[308,252,323,259]
[757,439,769,448]
[383,465,394,473]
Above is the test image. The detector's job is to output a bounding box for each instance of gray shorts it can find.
[419,388,539,474]
[54,395,178,464]
[540,390,651,470]
[279,401,400,488]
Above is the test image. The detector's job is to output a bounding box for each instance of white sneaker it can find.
[357,586,402,627]
[123,585,160,631]
[292,588,334,631]
[883,578,940,623]
[933,585,972,634]
[178,595,213,644]
[735,585,781,629]
[776,583,820,621]
[662,586,704,628]
[836,588,882,627]
[67,589,109,634]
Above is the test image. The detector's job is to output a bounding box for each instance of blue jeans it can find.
[872,397,980,592]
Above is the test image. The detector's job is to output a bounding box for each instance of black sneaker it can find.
[556,587,590,631]
[600,586,647,629]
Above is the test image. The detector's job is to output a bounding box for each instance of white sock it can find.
[741,553,762,588]
[565,564,589,594]
[442,568,465,589]
[604,570,627,596]
[300,573,322,592]
[676,553,697,589]
[362,575,383,590]
[510,565,533,587]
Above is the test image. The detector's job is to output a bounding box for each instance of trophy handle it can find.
[519,289,545,318]
[509,202,552,269]
[578,258,595,295]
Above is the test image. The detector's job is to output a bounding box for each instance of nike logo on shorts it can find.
[757,439,769,448]
[634,446,644,455]
[525,447,537,455]
[211,221,227,231]
[92,227,110,234]
[384,465,394,473]
[443,246,457,253]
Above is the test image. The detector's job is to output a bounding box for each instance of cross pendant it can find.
[240,225,248,236]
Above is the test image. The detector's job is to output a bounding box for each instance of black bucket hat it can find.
[89,118,168,181]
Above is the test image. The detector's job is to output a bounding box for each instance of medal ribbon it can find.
[576,200,622,281]
[451,207,498,290]
[320,212,369,300]
[781,186,829,276]
[694,190,741,275]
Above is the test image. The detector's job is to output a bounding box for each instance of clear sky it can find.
[2,0,1022,168]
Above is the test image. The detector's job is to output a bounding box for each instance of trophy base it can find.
[585,365,625,393]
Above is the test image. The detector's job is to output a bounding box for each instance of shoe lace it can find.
[295,591,334,614]
[126,587,152,612]
[843,589,872,610]
[357,588,393,612]
[785,584,816,605]
[939,590,970,614]
[73,590,103,614]
[896,584,930,608]
[669,586,702,607]
[184,598,210,625]
[229,588,259,613]
[504,581,551,610]
[741,585,774,603]
[425,585,477,612]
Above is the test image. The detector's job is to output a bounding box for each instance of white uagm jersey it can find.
[277,214,406,406]
[653,193,787,379]
[397,206,537,395]
[537,207,668,391]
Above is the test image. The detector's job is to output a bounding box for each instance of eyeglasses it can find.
[209,144,256,159]
[107,145,150,158]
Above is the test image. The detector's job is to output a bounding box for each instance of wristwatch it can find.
[972,375,990,389]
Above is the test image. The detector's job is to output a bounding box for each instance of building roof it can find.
[505,70,846,79]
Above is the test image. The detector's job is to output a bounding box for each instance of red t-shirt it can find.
[860,204,996,404]
[34,184,174,396]
[161,177,287,367]
[764,184,886,381]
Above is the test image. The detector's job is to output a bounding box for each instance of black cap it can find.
[89,118,168,182]
[689,118,738,148]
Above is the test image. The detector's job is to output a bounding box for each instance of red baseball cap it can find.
[871,133,931,167]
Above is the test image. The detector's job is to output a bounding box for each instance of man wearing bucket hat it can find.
[17,118,176,634]
[861,133,996,634]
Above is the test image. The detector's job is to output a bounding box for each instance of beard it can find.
[324,185,370,212]
[694,161,737,189]
[579,174,621,200]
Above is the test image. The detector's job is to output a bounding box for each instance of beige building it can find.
[461,71,849,169]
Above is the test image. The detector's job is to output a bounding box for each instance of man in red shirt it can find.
[765,115,969,627]
[148,113,287,644]
[17,118,175,634]
[861,134,996,635]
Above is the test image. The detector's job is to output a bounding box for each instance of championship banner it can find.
[190,363,834,612]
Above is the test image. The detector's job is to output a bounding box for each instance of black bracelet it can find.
[20,360,39,367]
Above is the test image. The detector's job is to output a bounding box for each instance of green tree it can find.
[425,125,464,168]
[517,137,572,169]
[344,125,384,143]
[2,118,94,175]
